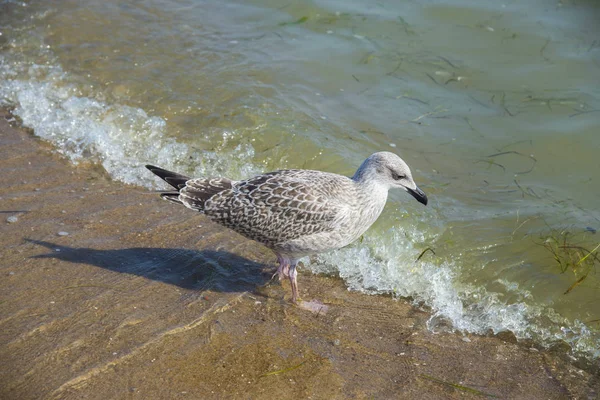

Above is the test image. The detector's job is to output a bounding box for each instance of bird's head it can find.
[353,151,428,206]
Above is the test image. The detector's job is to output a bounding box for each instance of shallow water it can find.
[1,0,599,360]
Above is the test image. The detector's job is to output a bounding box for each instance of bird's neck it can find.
[352,162,375,184]
[352,167,389,204]
[346,171,389,243]
[352,165,387,189]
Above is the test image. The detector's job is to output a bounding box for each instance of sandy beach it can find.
[0,107,598,399]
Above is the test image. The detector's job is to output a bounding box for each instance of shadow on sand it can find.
[26,239,274,293]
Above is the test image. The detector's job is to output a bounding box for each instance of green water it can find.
[1,0,599,360]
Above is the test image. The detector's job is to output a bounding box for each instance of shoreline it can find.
[0,107,598,399]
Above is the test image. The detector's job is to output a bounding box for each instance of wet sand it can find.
[0,107,598,399]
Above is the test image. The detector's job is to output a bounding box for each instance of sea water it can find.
[1,0,599,361]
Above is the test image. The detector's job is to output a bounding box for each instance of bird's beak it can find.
[407,186,428,206]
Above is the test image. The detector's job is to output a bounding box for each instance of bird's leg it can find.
[289,261,299,304]
[272,255,290,282]
[281,263,290,279]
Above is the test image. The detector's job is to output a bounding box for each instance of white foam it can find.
[309,226,600,360]
[0,61,258,187]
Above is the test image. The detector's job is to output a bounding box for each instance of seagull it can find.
[146,151,427,303]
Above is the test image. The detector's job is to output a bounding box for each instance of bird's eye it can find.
[391,172,405,181]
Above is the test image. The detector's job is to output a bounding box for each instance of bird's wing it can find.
[179,177,234,211]
[202,170,354,246]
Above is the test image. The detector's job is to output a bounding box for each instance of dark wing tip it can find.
[165,177,187,189]
[145,165,191,190]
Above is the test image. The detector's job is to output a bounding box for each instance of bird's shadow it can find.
[26,239,273,293]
